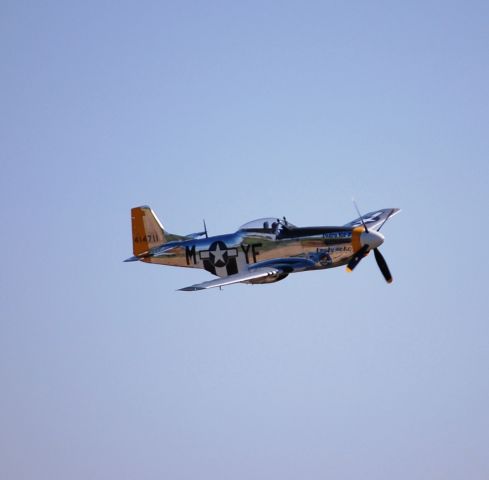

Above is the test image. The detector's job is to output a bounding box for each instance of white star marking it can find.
[211,244,226,264]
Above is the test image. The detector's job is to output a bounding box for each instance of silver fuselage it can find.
[142,226,363,278]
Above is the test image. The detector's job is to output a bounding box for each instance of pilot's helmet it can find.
[263,221,269,229]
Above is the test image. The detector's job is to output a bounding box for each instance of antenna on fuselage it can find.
[203,219,208,238]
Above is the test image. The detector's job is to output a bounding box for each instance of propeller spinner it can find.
[347,201,394,283]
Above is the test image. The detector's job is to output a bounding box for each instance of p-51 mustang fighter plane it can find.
[125,205,400,291]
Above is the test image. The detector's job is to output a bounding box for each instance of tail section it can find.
[130,206,189,257]
[131,206,166,256]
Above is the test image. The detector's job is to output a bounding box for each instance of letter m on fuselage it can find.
[185,245,196,265]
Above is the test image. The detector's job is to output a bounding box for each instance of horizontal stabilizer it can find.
[124,255,143,262]
[185,231,207,239]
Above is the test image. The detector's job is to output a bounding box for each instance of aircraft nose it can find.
[360,230,384,249]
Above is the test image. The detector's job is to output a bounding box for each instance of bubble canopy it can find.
[238,217,295,230]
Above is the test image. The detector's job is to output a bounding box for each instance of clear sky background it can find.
[1,1,489,479]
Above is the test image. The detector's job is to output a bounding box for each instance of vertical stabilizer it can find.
[131,206,166,256]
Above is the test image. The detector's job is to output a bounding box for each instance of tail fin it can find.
[131,206,166,256]
[130,206,189,256]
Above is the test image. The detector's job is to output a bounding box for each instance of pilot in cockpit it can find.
[260,218,288,236]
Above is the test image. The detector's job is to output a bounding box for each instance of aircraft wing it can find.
[178,256,316,291]
[178,267,281,291]
[344,208,400,231]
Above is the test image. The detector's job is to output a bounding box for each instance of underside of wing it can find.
[344,208,400,231]
[178,267,281,291]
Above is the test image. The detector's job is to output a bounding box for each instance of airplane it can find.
[124,204,400,291]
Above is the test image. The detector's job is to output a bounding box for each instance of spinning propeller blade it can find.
[346,244,369,272]
[353,198,369,233]
[373,248,392,283]
[347,200,394,283]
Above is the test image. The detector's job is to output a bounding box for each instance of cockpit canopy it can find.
[238,217,295,232]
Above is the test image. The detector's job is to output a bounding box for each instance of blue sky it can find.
[1,1,489,479]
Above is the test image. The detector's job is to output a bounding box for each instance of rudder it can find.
[131,206,166,256]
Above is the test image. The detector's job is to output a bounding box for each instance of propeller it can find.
[373,247,392,283]
[353,199,369,233]
[348,200,393,283]
[346,244,369,272]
